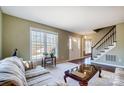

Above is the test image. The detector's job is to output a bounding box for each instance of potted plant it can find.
[43,52,48,57]
[49,48,55,58]
[49,52,55,58]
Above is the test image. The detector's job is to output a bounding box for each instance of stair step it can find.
[94,56,97,58]
[100,51,105,52]
[96,54,101,55]
[109,44,114,46]
[104,48,109,49]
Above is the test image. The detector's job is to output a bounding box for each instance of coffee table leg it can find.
[98,68,102,78]
[64,75,67,83]
[79,81,88,86]
[55,57,56,67]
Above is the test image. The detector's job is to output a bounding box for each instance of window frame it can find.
[30,27,58,61]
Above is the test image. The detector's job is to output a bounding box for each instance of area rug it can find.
[46,62,114,86]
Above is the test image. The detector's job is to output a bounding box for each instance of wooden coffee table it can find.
[64,64,102,86]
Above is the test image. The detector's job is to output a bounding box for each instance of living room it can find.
[0,6,124,87]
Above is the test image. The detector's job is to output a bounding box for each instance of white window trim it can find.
[30,27,58,61]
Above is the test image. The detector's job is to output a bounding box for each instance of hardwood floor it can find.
[68,56,115,73]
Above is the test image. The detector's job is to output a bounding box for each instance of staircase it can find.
[91,26,116,61]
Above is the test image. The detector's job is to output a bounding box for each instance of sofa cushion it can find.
[0,73,25,86]
[27,73,66,86]
[27,73,52,86]
[0,60,28,86]
[29,77,66,86]
[2,57,25,73]
[26,66,49,79]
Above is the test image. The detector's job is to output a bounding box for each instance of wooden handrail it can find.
[96,30,116,49]
[92,26,116,48]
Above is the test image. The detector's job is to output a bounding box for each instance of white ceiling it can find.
[1,6,124,35]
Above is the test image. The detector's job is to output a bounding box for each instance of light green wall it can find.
[89,27,112,46]
[115,23,124,65]
[2,14,82,62]
[0,10,2,59]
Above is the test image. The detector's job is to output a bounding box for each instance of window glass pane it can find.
[46,33,58,56]
[31,29,58,60]
[31,30,44,60]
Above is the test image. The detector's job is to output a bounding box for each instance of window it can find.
[30,28,58,61]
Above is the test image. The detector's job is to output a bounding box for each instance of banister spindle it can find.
[91,26,116,60]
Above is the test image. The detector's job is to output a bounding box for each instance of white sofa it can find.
[0,57,65,86]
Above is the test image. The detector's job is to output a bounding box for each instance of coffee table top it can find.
[64,64,98,82]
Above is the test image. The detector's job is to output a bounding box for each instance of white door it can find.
[69,36,80,60]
